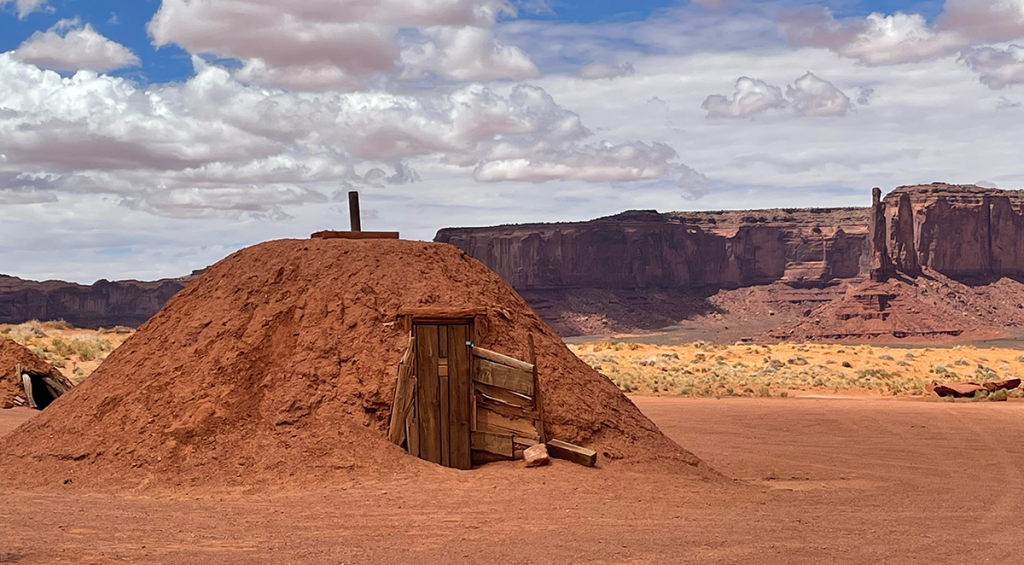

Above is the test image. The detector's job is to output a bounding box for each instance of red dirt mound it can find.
[0,338,54,406]
[0,239,705,490]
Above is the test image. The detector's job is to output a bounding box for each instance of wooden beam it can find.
[348,190,361,232]
[528,333,547,444]
[471,347,534,373]
[440,375,450,468]
[474,358,533,396]
[310,231,400,240]
[547,439,597,467]
[471,431,514,458]
[398,307,486,321]
[387,334,417,446]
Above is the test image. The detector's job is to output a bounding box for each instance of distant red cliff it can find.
[0,273,197,329]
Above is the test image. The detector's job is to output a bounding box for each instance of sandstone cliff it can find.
[436,208,871,292]
[0,274,194,329]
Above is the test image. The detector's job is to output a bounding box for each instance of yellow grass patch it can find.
[1,320,134,385]
[569,340,1024,398]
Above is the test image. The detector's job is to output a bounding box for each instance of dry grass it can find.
[1,320,135,384]
[570,340,1024,398]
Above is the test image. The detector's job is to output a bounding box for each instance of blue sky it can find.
[0,0,946,84]
[1,0,1023,282]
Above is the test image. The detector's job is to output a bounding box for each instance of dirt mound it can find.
[0,239,704,490]
[0,339,54,405]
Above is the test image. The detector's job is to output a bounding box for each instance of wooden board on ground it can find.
[471,431,514,458]
[547,439,597,467]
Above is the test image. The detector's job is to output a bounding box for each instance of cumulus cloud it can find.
[786,72,852,117]
[0,54,703,218]
[147,0,536,89]
[13,19,140,73]
[780,8,967,66]
[703,73,852,119]
[0,0,48,19]
[576,62,635,80]
[960,45,1024,89]
[702,77,787,118]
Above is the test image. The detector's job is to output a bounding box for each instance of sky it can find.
[1,0,1024,283]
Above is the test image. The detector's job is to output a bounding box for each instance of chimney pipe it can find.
[348,191,361,232]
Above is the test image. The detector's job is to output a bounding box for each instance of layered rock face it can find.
[436,208,871,292]
[0,274,193,328]
[883,183,1024,279]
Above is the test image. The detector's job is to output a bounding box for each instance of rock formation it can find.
[436,207,871,291]
[0,273,197,328]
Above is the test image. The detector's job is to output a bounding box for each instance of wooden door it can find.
[414,323,472,470]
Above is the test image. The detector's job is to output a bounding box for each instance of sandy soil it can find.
[2,396,1023,564]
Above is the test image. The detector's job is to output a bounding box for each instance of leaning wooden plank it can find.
[387,334,417,446]
[310,230,400,240]
[474,382,533,409]
[474,359,533,396]
[12,396,25,407]
[21,374,36,410]
[471,347,534,373]
[471,431,514,458]
[475,406,539,440]
[513,436,539,448]
[528,333,547,444]
[547,439,597,467]
[41,376,68,397]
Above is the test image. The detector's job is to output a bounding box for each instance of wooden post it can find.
[528,334,547,444]
[348,191,362,232]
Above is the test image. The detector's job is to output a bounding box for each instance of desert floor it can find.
[2,396,1023,564]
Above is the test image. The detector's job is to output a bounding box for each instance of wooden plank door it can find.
[414,323,472,470]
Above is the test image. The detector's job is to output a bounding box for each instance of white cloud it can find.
[576,62,635,80]
[702,77,787,118]
[0,0,48,19]
[0,54,700,218]
[960,45,1024,89]
[780,9,967,66]
[14,20,140,73]
[148,0,535,89]
[400,26,539,81]
[939,0,1024,43]
[786,72,852,117]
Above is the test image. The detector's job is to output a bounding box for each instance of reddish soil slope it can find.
[0,239,703,490]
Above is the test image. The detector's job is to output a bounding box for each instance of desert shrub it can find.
[857,369,899,380]
[988,389,1009,402]
[972,389,990,401]
[930,365,949,375]
[954,358,970,366]
[842,361,852,368]
[73,367,85,376]
[975,365,998,380]
[757,386,771,397]
[787,357,808,366]
[676,387,691,397]
[878,354,895,361]
[1016,355,1024,363]
[779,391,789,398]
[896,360,911,367]
[904,352,915,360]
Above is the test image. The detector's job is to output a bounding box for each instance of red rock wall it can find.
[884,184,1024,279]
[436,208,871,291]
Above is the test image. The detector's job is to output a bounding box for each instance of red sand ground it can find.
[1,396,1022,564]
[0,338,55,405]
[0,239,701,490]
